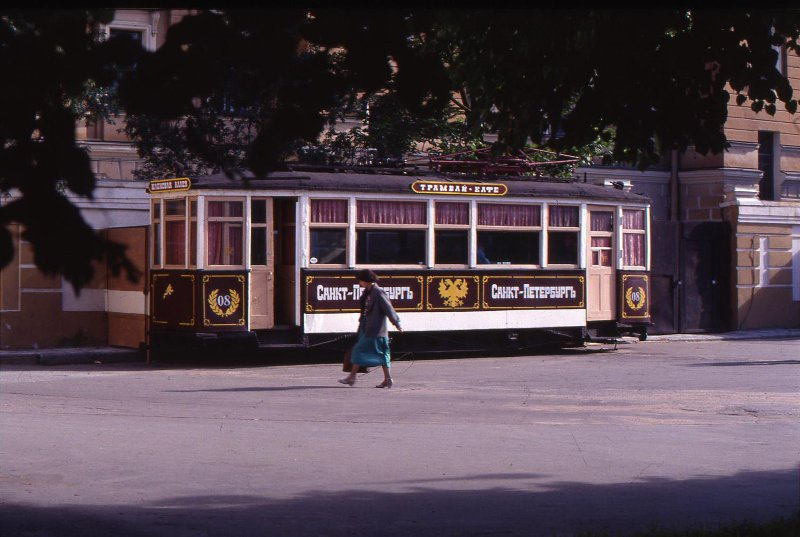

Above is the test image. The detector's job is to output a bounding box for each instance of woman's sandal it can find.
[374,379,393,389]
[338,377,356,386]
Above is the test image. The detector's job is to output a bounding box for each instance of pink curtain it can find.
[190,222,197,266]
[311,199,348,223]
[165,221,185,265]
[549,205,579,227]
[208,222,223,264]
[208,201,225,217]
[623,233,645,266]
[357,200,426,224]
[152,223,161,265]
[590,212,613,231]
[165,200,185,216]
[478,204,540,227]
[208,201,243,217]
[229,225,243,265]
[435,202,469,225]
[623,209,645,230]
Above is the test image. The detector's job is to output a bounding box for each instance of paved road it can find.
[1,339,799,536]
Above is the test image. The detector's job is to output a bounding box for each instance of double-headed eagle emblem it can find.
[438,278,469,308]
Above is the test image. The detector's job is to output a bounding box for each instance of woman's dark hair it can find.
[355,269,379,283]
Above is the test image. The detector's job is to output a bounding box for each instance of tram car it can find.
[147,166,651,355]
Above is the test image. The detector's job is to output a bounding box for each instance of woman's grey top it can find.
[359,284,401,338]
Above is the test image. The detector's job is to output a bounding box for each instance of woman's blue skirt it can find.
[351,334,391,368]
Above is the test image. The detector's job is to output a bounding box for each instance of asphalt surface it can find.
[1,338,799,536]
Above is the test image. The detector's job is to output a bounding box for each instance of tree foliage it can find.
[126,9,800,176]
[1,9,799,289]
[0,10,141,290]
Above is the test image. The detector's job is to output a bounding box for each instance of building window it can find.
[109,28,144,46]
[547,205,580,265]
[309,199,347,265]
[207,200,244,266]
[622,209,646,268]
[435,202,469,265]
[477,203,541,265]
[758,131,776,201]
[356,200,426,265]
[164,199,186,266]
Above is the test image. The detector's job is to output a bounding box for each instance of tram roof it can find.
[185,169,650,204]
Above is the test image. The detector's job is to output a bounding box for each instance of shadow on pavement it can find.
[2,468,798,537]
[688,360,800,367]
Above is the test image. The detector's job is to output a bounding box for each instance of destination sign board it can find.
[411,180,507,196]
[481,274,584,309]
[304,274,424,313]
[147,178,192,193]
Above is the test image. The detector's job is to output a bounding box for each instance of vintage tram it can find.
[147,167,651,355]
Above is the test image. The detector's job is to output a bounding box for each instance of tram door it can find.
[250,198,275,329]
[586,208,616,321]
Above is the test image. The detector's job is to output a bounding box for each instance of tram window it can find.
[547,206,579,265]
[152,222,161,266]
[165,221,186,265]
[164,199,186,266]
[477,203,541,265]
[434,202,469,265]
[590,212,614,232]
[312,199,348,223]
[548,231,579,264]
[310,199,348,265]
[188,199,197,267]
[207,200,244,266]
[477,231,540,265]
[622,209,646,267]
[250,199,271,266]
[591,237,613,266]
[435,230,469,265]
[357,200,426,225]
[152,201,161,267]
[190,222,197,266]
[310,229,346,265]
[436,202,469,225]
[251,199,267,224]
[251,228,267,265]
[356,230,426,265]
[478,203,540,227]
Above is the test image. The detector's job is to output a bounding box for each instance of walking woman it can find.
[339,269,402,388]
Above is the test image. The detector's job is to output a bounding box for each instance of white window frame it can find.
[205,197,246,268]
[433,199,471,268]
[162,197,188,269]
[354,197,428,268]
[308,198,349,267]
[545,203,581,268]
[475,201,543,269]
[102,20,157,51]
[620,207,648,270]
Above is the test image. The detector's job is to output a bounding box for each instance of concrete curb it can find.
[0,347,145,366]
[646,328,800,342]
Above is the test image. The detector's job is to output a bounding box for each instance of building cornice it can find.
[732,199,800,225]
